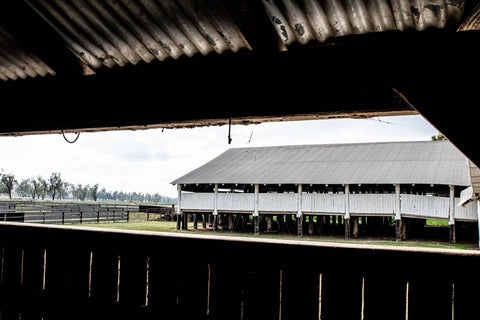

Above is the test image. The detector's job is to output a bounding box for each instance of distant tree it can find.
[60,182,72,200]
[16,179,32,198]
[48,172,63,200]
[431,134,447,141]
[89,184,99,201]
[0,170,17,199]
[73,184,88,201]
[37,176,48,200]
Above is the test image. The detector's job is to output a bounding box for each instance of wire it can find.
[62,130,80,144]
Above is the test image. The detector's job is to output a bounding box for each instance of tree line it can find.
[0,169,176,204]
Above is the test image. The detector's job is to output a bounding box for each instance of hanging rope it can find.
[62,130,80,144]
[227,118,232,144]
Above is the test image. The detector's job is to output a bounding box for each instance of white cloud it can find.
[0,115,439,198]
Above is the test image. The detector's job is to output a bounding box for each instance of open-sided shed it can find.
[173,140,475,241]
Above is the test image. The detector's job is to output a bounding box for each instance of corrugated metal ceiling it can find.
[0,26,55,80]
[24,0,251,70]
[0,0,476,81]
[263,0,466,45]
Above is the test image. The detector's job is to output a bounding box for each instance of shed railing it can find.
[180,192,477,221]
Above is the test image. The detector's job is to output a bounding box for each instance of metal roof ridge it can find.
[226,139,444,151]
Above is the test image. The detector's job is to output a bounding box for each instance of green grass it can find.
[74,221,176,232]
[70,221,475,251]
[426,219,449,226]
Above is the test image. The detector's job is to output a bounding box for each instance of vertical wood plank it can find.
[363,270,406,320]
[89,247,121,319]
[21,246,47,320]
[454,256,480,320]
[208,260,243,320]
[321,270,362,320]
[407,254,453,320]
[44,244,91,320]
[281,264,319,320]
[243,264,281,320]
[1,245,23,320]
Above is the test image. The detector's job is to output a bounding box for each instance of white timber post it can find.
[449,185,456,244]
[344,184,350,239]
[253,184,259,235]
[477,200,480,250]
[176,184,182,230]
[395,184,402,241]
[297,184,303,237]
[213,183,219,231]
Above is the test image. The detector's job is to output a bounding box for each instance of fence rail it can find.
[0,201,139,224]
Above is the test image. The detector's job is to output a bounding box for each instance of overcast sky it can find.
[0,115,440,198]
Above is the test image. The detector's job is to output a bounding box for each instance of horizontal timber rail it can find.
[0,223,479,320]
[0,201,139,224]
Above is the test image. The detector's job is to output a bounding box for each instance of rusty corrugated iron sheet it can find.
[0,0,475,81]
[24,0,251,70]
[263,0,466,45]
[0,26,55,81]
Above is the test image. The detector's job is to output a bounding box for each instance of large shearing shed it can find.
[173,140,476,242]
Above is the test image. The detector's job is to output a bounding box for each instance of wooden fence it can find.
[0,201,139,224]
[0,222,479,320]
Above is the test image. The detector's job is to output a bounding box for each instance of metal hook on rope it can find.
[61,130,80,144]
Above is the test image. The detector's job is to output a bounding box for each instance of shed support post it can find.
[344,184,350,239]
[297,184,303,237]
[182,212,188,230]
[253,184,259,235]
[213,183,219,231]
[308,215,314,234]
[267,215,272,231]
[176,184,182,230]
[477,200,480,250]
[449,185,456,244]
[395,184,402,241]
[352,217,359,238]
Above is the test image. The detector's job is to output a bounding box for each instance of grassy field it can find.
[73,220,474,250]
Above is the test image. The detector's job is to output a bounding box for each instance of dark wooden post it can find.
[297,184,303,237]
[352,217,359,238]
[344,184,350,239]
[177,184,182,230]
[267,215,272,231]
[182,212,188,230]
[308,215,314,234]
[395,184,402,241]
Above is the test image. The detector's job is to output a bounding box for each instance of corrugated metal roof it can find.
[0,26,55,80]
[263,0,466,45]
[0,0,475,81]
[24,0,251,70]
[172,140,471,186]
